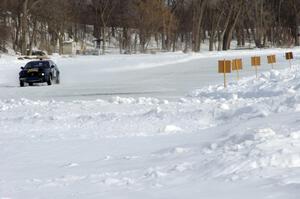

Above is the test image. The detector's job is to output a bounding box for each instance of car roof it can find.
[28,60,52,63]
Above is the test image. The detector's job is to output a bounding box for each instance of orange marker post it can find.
[267,55,276,69]
[218,60,232,88]
[285,52,294,69]
[232,59,243,80]
[251,56,261,78]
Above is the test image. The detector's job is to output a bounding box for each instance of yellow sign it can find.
[267,55,276,69]
[286,52,294,60]
[232,59,243,71]
[251,56,261,66]
[267,55,276,64]
[218,60,231,88]
[232,59,243,80]
[251,56,261,78]
[218,60,232,73]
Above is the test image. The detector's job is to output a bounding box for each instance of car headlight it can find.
[41,73,45,76]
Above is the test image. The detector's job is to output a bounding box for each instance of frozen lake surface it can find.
[1,49,300,199]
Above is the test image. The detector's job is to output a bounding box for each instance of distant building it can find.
[93,38,103,49]
[62,41,77,55]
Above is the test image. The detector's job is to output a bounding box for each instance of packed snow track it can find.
[1,49,300,199]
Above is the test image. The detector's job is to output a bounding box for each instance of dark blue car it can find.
[19,60,60,87]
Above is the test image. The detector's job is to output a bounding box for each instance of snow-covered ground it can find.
[1,48,300,198]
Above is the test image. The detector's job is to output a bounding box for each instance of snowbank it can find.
[1,52,300,198]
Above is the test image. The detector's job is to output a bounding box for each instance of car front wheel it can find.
[55,75,60,84]
[47,76,52,86]
[20,80,24,87]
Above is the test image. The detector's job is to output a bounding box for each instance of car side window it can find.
[53,62,58,70]
[52,62,56,69]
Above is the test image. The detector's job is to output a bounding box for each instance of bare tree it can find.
[190,0,208,52]
[91,0,116,54]
[1,0,300,55]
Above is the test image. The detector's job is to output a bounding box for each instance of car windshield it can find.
[31,51,46,56]
[25,61,50,69]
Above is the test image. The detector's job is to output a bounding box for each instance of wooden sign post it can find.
[285,52,294,69]
[251,56,261,78]
[218,60,231,88]
[232,59,243,80]
[267,55,276,69]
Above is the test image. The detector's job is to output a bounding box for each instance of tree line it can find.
[0,0,299,55]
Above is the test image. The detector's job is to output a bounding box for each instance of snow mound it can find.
[110,96,164,105]
[202,127,300,181]
[190,68,300,100]
[189,67,300,125]
[161,125,183,134]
